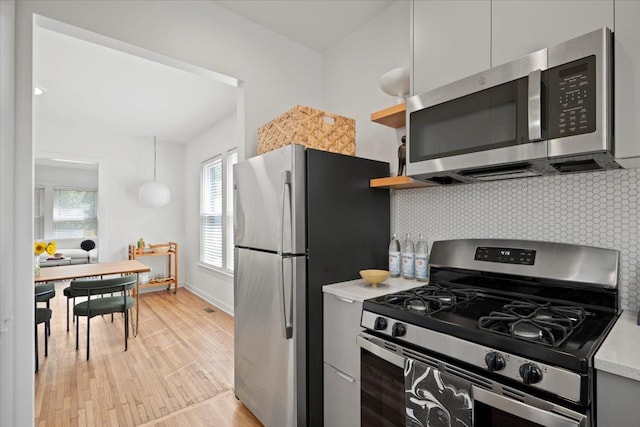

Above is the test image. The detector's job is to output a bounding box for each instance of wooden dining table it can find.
[34,260,151,336]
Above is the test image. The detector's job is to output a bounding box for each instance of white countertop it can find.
[323,276,425,302]
[595,310,640,381]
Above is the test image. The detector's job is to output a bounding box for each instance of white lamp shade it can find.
[138,181,171,207]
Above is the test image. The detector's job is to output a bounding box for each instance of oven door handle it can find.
[472,387,587,427]
[356,334,405,368]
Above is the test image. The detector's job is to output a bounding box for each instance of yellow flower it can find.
[34,241,46,255]
[46,241,57,255]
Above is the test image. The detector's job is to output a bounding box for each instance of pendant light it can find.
[138,136,171,207]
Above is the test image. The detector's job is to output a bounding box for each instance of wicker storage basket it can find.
[258,105,355,155]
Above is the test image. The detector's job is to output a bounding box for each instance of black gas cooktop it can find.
[362,280,618,372]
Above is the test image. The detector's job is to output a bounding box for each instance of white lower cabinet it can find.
[323,293,363,380]
[324,363,360,427]
[597,370,640,426]
[323,293,363,426]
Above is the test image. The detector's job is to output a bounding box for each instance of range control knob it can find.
[374,317,388,331]
[484,352,506,372]
[519,363,543,385]
[391,323,407,337]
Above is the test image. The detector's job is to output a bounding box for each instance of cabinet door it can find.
[323,293,362,380]
[324,363,360,427]
[492,0,613,66]
[412,0,490,95]
[597,371,640,426]
[613,0,640,165]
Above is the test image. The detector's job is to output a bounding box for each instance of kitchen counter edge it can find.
[594,310,640,382]
[323,276,425,302]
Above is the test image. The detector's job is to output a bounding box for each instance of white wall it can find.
[183,112,238,314]
[9,2,322,421]
[35,164,98,189]
[35,120,185,262]
[322,0,410,174]
[0,1,16,424]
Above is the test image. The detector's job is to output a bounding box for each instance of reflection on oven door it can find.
[405,359,472,427]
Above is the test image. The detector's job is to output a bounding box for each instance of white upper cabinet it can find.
[613,0,640,166]
[412,0,490,96]
[491,0,614,66]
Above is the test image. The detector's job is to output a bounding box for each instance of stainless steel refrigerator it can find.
[233,144,390,427]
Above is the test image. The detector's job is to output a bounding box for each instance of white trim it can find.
[197,262,233,278]
[182,282,234,316]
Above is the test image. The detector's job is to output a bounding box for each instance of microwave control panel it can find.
[547,55,597,139]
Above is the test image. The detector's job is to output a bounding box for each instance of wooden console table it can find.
[128,241,178,294]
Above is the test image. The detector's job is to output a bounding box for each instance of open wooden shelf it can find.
[128,241,178,294]
[370,103,406,128]
[370,176,435,189]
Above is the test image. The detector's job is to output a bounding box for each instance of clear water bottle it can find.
[388,233,401,277]
[415,234,429,282]
[401,233,415,279]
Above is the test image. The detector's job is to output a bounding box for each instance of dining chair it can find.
[70,275,137,360]
[34,281,55,336]
[63,275,105,332]
[35,286,54,372]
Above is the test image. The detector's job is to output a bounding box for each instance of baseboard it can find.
[182,282,234,316]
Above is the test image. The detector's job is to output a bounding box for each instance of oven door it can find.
[407,48,548,180]
[357,333,588,427]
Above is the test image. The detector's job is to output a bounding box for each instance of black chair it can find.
[35,282,55,336]
[70,275,137,360]
[35,286,54,372]
[63,285,77,332]
[80,239,96,263]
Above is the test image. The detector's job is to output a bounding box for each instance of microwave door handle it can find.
[528,69,543,141]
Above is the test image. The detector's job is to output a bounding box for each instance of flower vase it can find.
[34,255,41,276]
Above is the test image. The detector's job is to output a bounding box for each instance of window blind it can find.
[34,186,44,239]
[226,150,238,272]
[201,156,223,269]
[53,188,98,238]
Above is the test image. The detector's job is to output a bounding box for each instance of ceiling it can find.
[33,1,395,146]
[34,27,238,144]
[214,0,396,52]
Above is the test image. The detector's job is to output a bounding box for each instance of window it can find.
[200,149,237,273]
[53,188,98,238]
[226,150,238,271]
[34,186,44,239]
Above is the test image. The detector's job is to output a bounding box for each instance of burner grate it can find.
[377,284,478,315]
[478,301,586,347]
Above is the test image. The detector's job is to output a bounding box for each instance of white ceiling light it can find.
[34,86,45,95]
[138,136,171,208]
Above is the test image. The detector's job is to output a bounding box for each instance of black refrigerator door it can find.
[305,148,390,427]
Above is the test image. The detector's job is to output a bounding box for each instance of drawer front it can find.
[324,363,360,427]
[323,293,363,380]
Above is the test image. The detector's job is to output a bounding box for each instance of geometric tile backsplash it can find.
[394,168,640,312]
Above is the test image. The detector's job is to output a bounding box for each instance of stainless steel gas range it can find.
[358,239,620,427]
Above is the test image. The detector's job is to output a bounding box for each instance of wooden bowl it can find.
[149,244,170,253]
[359,269,390,287]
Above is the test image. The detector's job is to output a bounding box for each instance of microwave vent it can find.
[426,176,464,185]
[459,164,540,181]
[551,159,603,173]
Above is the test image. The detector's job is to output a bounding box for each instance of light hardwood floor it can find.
[35,282,262,427]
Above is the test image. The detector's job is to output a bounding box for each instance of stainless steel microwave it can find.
[407,27,618,184]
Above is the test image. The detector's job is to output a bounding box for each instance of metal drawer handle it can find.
[334,369,355,383]
[335,295,354,304]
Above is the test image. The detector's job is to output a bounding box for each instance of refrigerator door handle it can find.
[278,170,292,255]
[279,256,293,339]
